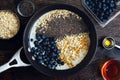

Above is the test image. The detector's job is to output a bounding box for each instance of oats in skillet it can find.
[29,10,90,70]
[0,10,20,39]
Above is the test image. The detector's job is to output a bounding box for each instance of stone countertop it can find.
[0,0,120,80]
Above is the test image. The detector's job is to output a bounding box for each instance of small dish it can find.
[101,59,120,80]
[102,37,115,50]
[17,0,35,17]
[102,37,120,50]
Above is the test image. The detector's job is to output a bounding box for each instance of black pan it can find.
[23,4,97,77]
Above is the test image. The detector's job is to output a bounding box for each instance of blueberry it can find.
[42,41,48,46]
[41,51,45,55]
[98,3,102,9]
[44,60,49,65]
[57,59,64,65]
[49,61,54,65]
[106,0,110,4]
[49,37,57,41]
[33,54,37,58]
[30,38,34,42]
[86,1,89,5]
[34,41,39,46]
[53,48,57,52]
[100,16,104,21]
[38,48,44,53]
[101,12,104,17]
[48,44,51,48]
[52,52,57,56]
[44,38,49,42]
[46,57,50,61]
[48,64,52,69]
[102,0,105,3]
[103,6,108,11]
[105,11,110,16]
[43,46,47,50]
[57,50,61,54]
[89,5,92,9]
[38,53,43,56]
[109,9,113,14]
[110,3,115,8]
[103,15,108,20]
[36,34,42,40]
[60,62,64,65]
[34,51,39,55]
[38,56,42,60]
[41,35,46,39]
[46,48,51,53]
[39,60,44,64]
[51,46,55,50]
[31,47,36,53]
[37,45,42,49]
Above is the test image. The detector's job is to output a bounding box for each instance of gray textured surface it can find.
[0,0,120,80]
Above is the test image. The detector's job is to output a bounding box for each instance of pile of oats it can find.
[0,10,20,39]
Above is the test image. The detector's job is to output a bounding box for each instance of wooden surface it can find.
[0,0,120,80]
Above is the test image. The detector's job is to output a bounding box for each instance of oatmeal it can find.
[0,10,20,39]
[29,9,90,70]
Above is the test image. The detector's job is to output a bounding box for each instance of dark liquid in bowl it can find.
[103,60,120,80]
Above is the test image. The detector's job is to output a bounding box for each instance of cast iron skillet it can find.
[23,4,97,77]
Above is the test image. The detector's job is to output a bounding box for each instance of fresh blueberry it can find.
[98,3,102,8]
[52,52,57,57]
[57,59,64,65]
[38,53,43,56]
[33,54,37,58]
[39,60,44,64]
[46,48,51,53]
[104,15,109,20]
[51,46,55,50]
[51,41,55,44]
[109,9,113,14]
[106,0,110,4]
[31,47,36,53]
[48,64,52,69]
[100,16,104,21]
[34,51,39,55]
[105,10,109,15]
[60,61,64,65]
[44,60,49,65]
[46,57,50,61]
[37,45,42,49]
[57,50,61,54]
[36,34,42,40]
[38,56,42,60]
[34,41,39,46]
[103,6,108,11]
[43,46,47,50]
[42,41,48,46]
[102,0,105,3]
[86,1,89,5]
[89,5,92,9]
[30,38,34,42]
[44,38,49,42]
[48,44,51,48]
[41,35,46,39]
[37,48,44,53]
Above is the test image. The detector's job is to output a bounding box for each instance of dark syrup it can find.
[104,60,120,80]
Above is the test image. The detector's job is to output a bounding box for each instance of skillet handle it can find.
[0,47,31,73]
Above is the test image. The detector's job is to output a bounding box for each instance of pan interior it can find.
[28,9,90,70]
